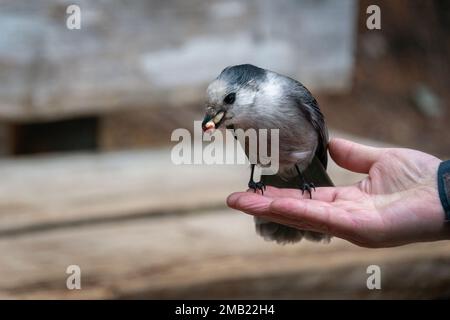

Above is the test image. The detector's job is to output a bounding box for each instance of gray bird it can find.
[202,64,333,244]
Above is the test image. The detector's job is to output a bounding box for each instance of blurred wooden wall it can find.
[0,0,357,154]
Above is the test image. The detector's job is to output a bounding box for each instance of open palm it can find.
[227,138,447,248]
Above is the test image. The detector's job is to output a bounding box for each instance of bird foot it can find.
[300,182,316,199]
[248,180,266,195]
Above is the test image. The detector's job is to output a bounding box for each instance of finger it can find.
[329,138,383,174]
[227,192,246,207]
[227,193,326,233]
[269,197,354,236]
[227,192,273,215]
[263,186,338,202]
[227,190,274,207]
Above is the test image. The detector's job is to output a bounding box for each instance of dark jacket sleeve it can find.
[438,160,450,221]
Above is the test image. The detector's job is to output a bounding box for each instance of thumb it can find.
[329,138,383,174]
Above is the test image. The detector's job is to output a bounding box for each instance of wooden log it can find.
[0,210,449,299]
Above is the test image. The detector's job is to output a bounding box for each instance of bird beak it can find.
[202,110,226,132]
[202,114,213,132]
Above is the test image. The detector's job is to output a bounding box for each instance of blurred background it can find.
[0,0,449,299]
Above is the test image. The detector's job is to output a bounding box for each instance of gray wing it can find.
[290,81,329,169]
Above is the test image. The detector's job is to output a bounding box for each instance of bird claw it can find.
[300,182,316,199]
[248,181,266,195]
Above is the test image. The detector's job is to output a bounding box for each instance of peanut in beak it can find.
[203,121,215,132]
[202,111,225,132]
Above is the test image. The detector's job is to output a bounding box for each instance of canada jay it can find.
[202,64,333,244]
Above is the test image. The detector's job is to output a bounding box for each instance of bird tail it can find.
[256,156,333,244]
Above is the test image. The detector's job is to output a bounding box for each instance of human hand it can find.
[227,138,449,248]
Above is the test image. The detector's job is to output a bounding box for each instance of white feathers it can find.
[236,87,257,106]
[255,72,284,116]
[261,72,283,98]
[290,151,313,162]
[207,79,228,104]
[208,79,257,107]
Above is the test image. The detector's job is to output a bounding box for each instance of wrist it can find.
[437,160,450,240]
[416,157,449,242]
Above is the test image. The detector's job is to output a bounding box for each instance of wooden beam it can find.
[0,210,449,299]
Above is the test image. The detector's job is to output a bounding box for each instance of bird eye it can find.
[223,93,236,104]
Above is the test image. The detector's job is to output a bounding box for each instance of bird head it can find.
[202,64,267,132]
